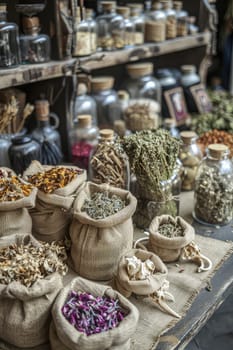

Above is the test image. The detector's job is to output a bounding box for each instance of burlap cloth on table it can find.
[0,232,232,350]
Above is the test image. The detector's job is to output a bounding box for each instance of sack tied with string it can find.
[69,182,137,281]
[50,277,139,350]
[0,234,63,348]
[23,161,86,242]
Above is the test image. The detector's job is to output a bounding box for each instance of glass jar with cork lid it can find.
[179,131,202,191]
[90,128,130,189]
[116,6,135,48]
[193,144,233,226]
[73,7,92,57]
[161,0,177,39]
[173,1,188,37]
[145,1,166,43]
[85,8,97,54]
[74,83,97,126]
[129,4,145,45]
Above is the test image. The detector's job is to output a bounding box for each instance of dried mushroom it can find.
[0,169,33,202]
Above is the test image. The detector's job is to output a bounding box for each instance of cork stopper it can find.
[78,115,92,127]
[86,8,94,16]
[116,6,130,17]
[35,100,49,121]
[118,90,129,101]
[101,1,116,11]
[128,3,143,10]
[114,120,126,137]
[100,129,114,140]
[181,65,196,74]
[173,1,182,10]
[164,118,176,127]
[161,0,172,10]
[126,63,153,78]
[152,1,162,10]
[180,131,197,144]
[91,77,114,92]
[77,83,88,95]
[22,16,40,34]
[208,144,229,159]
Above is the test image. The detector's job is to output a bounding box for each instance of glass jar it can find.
[179,131,202,191]
[70,114,98,172]
[90,128,130,189]
[116,6,135,48]
[129,4,145,45]
[90,76,121,128]
[73,83,97,126]
[125,62,161,104]
[117,90,130,120]
[163,118,179,138]
[188,16,198,35]
[9,135,41,174]
[0,5,20,68]
[156,68,188,125]
[0,129,27,168]
[85,8,97,53]
[173,1,188,37]
[96,1,125,51]
[145,1,166,43]
[19,15,50,64]
[194,144,233,226]
[161,0,177,39]
[180,65,212,114]
[73,7,92,57]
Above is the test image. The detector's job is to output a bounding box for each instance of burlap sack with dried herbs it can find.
[50,277,139,350]
[115,248,168,298]
[148,215,195,262]
[0,234,63,348]
[0,168,37,237]
[23,160,86,242]
[69,182,137,281]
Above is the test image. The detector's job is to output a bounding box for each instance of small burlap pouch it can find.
[0,168,37,237]
[23,161,86,242]
[115,248,168,298]
[69,182,137,281]
[0,234,63,348]
[49,277,139,350]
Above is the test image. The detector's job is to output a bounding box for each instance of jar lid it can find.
[35,100,49,121]
[180,131,197,144]
[101,1,116,10]
[208,144,229,159]
[126,63,153,78]
[161,0,172,10]
[11,136,32,145]
[22,16,40,32]
[118,90,129,100]
[116,6,130,17]
[181,65,196,74]
[173,1,182,10]
[128,3,143,10]
[91,77,114,92]
[86,8,94,15]
[77,83,88,95]
[99,129,114,140]
[151,1,162,10]
[78,115,92,127]
[164,118,176,127]
[114,120,126,137]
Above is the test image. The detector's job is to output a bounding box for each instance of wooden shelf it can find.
[0,59,77,90]
[78,32,211,72]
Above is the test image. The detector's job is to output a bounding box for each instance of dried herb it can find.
[81,192,126,220]
[0,169,33,202]
[198,129,233,158]
[158,220,184,238]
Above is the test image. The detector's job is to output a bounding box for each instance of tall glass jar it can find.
[73,83,97,126]
[129,4,145,45]
[70,114,98,172]
[194,144,233,226]
[125,62,161,104]
[179,131,202,191]
[116,6,135,48]
[73,7,92,57]
[85,8,97,53]
[173,1,188,37]
[145,1,166,43]
[96,1,125,51]
[188,17,198,35]
[161,0,177,39]
[0,5,20,68]
[90,128,130,189]
[90,76,121,128]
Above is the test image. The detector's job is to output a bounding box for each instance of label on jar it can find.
[189,83,212,113]
[164,87,189,125]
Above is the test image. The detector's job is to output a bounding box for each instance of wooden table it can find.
[156,192,233,350]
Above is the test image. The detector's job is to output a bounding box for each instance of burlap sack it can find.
[0,171,37,237]
[148,215,195,262]
[49,277,139,350]
[0,234,63,348]
[69,182,137,281]
[115,248,168,298]
[23,161,87,242]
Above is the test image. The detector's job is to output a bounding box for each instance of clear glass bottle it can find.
[90,128,130,189]
[0,5,20,68]
[188,16,198,35]
[73,83,97,126]
[163,118,179,138]
[19,15,50,64]
[96,1,125,51]
[116,6,135,48]
[85,8,97,53]
[125,62,161,104]
[161,0,177,39]
[117,90,130,120]
[73,7,92,57]
[179,131,202,191]
[129,4,145,45]
[70,114,98,171]
[90,76,121,128]
[145,1,166,43]
[173,1,188,37]
[194,144,233,226]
